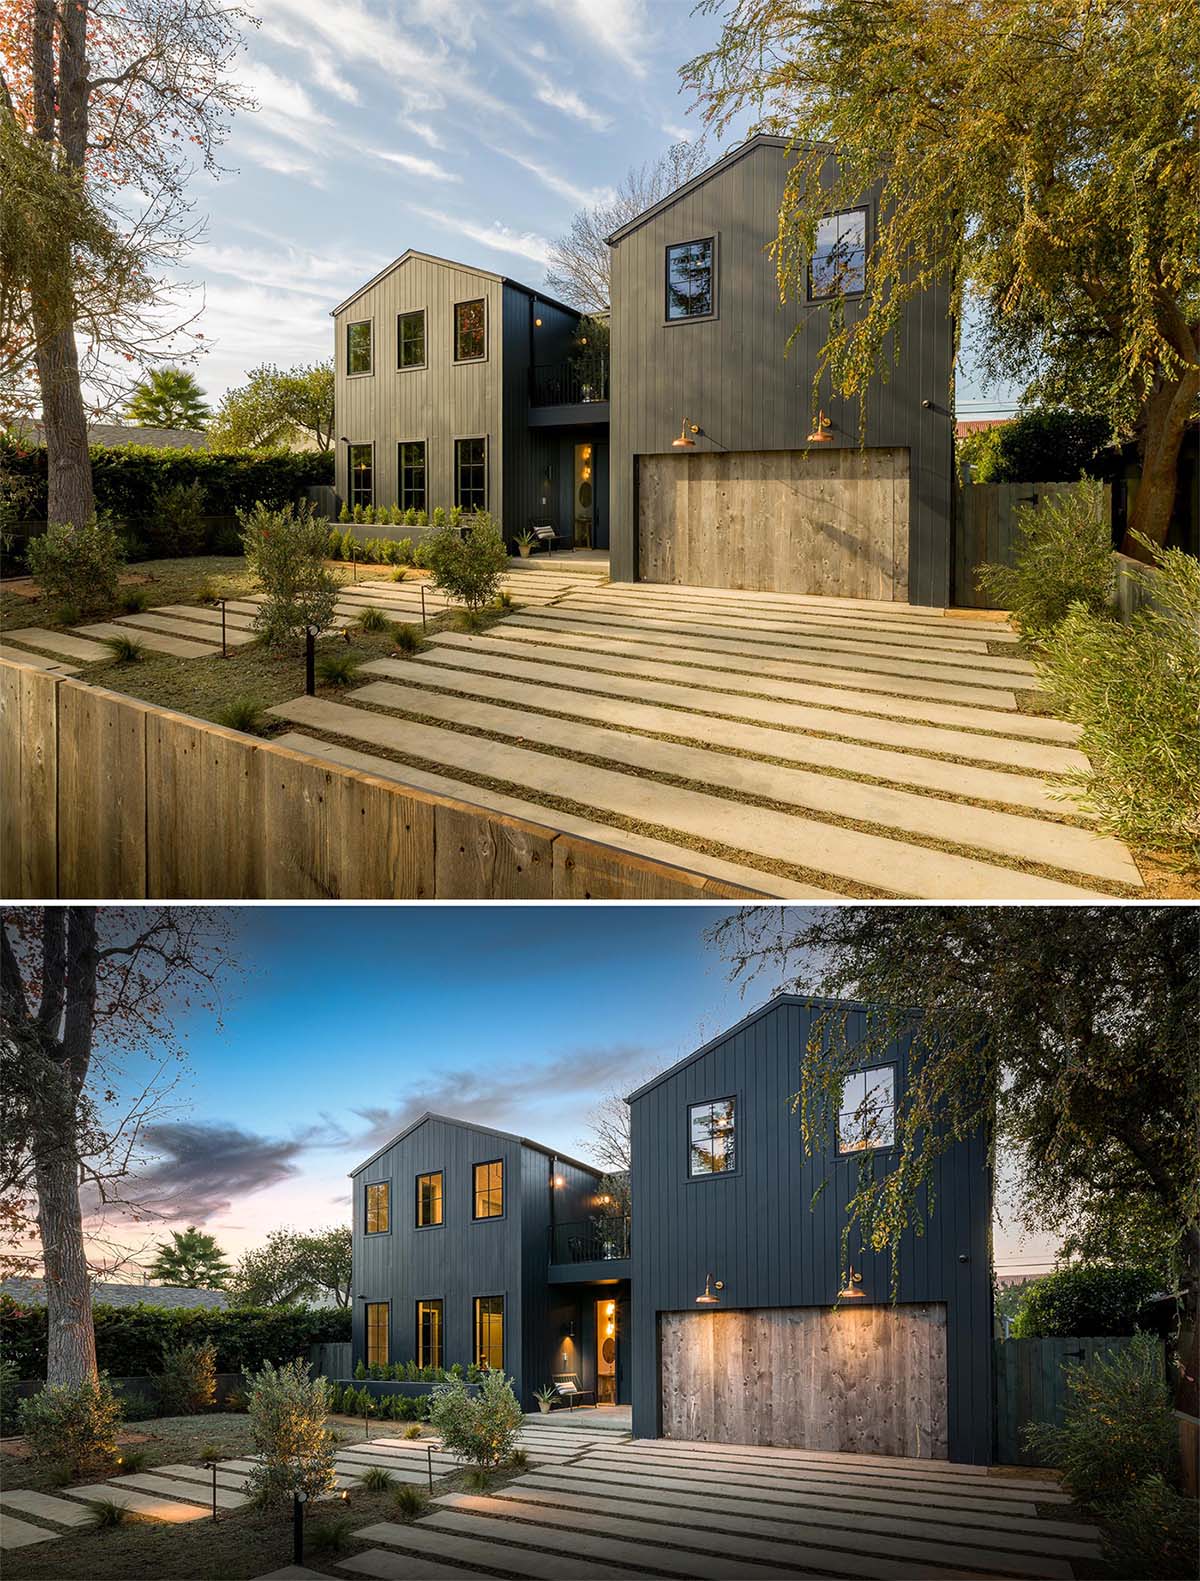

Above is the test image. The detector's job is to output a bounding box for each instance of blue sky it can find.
[174,0,1013,414]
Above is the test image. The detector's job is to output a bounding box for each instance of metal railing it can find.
[530,359,609,407]
[550,1216,630,1264]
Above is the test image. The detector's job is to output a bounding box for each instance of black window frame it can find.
[664,235,718,325]
[807,206,869,301]
[473,1294,504,1371]
[346,318,373,376]
[453,297,487,363]
[415,1168,444,1229]
[347,442,374,511]
[687,1095,738,1178]
[472,1158,504,1220]
[836,1063,896,1155]
[365,1300,389,1367]
[398,439,427,515]
[364,1178,390,1235]
[397,308,426,370]
[416,1297,444,1370]
[454,436,487,514]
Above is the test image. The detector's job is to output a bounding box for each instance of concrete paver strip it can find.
[76,621,215,658]
[155,603,260,628]
[0,643,80,674]
[109,1470,250,1508]
[352,678,1138,885]
[337,1552,495,1580]
[4,627,113,662]
[62,1483,209,1521]
[254,1568,337,1580]
[0,1513,62,1548]
[118,610,256,645]
[0,1490,97,1527]
[353,1519,653,1578]
[153,1462,254,1490]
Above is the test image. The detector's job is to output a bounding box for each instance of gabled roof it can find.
[625,993,903,1102]
[349,1110,601,1179]
[330,249,583,320]
[1,1278,228,1310]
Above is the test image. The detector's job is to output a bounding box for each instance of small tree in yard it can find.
[428,1369,522,1468]
[426,512,507,613]
[26,518,123,616]
[244,1359,336,1506]
[147,1225,231,1289]
[976,480,1114,644]
[18,1375,123,1472]
[240,501,342,647]
[154,1339,216,1416]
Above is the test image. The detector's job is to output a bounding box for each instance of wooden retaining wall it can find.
[954,482,1112,608]
[0,658,767,901]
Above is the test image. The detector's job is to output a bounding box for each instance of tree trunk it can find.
[1175,1220,1199,1420]
[1121,366,1200,558]
[34,317,94,527]
[34,1135,97,1387]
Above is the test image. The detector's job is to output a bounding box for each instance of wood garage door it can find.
[659,1303,948,1459]
[637,447,910,600]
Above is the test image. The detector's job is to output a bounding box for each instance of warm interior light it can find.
[838,1265,866,1299]
[582,445,592,460]
[807,409,833,443]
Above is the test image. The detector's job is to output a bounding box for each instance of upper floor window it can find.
[454,298,486,361]
[455,437,487,513]
[347,319,373,375]
[397,309,426,369]
[348,443,373,510]
[474,1295,503,1370]
[416,1169,443,1228]
[666,237,716,321]
[365,1301,388,1366]
[473,1159,503,1219]
[417,1298,443,1369]
[365,1180,390,1234]
[808,209,867,299]
[838,1065,895,1152]
[689,1097,736,1176]
[399,440,427,514]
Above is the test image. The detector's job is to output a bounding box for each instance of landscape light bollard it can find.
[292,1490,307,1565]
[220,599,227,659]
[363,1400,370,1440]
[305,625,317,696]
[427,1443,433,1492]
[420,584,427,630]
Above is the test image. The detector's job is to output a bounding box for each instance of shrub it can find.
[18,1375,123,1472]
[357,604,391,633]
[115,1390,158,1422]
[240,500,342,647]
[155,479,207,555]
[0,1356,19,1434]
[199,1442,223,1462]
[496,589,514,610]
[215,696,267,735]
[87,1497,131,1529]
[316,650,360,686]
[244,1359,336,1506]
[56,602,81,625]
[402,1422,422,1440]
[466,1466,492,1492]
[453,608,488,633]
[118,587,148,613]
[1039,544,1200,861]
[354,1360,367,1380]
[27,517,123,614]
[392,1484,427,1522]
[154,1339,217,1416]
[426,512,507,613]
[307,1516,354,1555]
[1103,1475,1199,1579]
[1023,1333,1177,1507]
[391,624,424,657]
[428,1368,522,1469]
[103,633,145,664]
[338,502,350,523]
[958,408,1114,484]
[113,1447,149,1473]
[1012,1265,1164,1339]
[976,479,1113,643]
[357,1465,393,1492]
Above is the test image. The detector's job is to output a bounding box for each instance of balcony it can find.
[528,359,609,426]
[548,1216,630,1282]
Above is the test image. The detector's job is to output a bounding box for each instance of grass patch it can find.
[315,650,361,686]
[355,605,393,634]
[355,1464,393,1492]
[86,1497,132,1529]
[214,696,267,734]
[391,622,424,655]
[391,1483,427,1522]
[103,634,146,664]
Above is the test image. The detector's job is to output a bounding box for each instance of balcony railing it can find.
[550,1215,630,1264]
[530,358,609,407]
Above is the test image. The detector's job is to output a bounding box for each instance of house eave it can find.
[348,1110,603,1179]
[330,250,584,322]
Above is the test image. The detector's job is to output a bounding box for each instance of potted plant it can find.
[533,1384,557,1415]
[515,529,537,559]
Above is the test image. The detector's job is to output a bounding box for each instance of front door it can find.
[595,1295,617,1404]
[574,443,595,547]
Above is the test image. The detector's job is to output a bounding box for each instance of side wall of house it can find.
[520,1152,603,1402]
[608,142,954,605]
[502,288,582,539]
[627,999,993,1462]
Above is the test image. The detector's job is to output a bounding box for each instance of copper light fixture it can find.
[838,1265,866,1299]
[695,1273,724,1305]
[673,418,699,448]
[807,410,833,443]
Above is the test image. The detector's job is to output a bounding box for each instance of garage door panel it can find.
[659,1303,948,1459]
[637,448,910,600]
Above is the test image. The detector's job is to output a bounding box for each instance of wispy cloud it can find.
[369,148,461,183]
[535,0,655,79]
[535,83,612,132]
[413,207,552,266]
[234,60,334,154]
[503,151,614,211]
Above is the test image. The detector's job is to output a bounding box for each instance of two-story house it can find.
[349,996,993,1465]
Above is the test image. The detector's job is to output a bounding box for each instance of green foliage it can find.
[509,1448,529,1470]
[316,650,360,686]
[1012,1266,1164,1339]
[148,1225,232,1288]
[114,1388,158,1422]
[27,516,123,612]
[103,633,146,664]
[391,623,424,659]
[1039,545,1200,862]
[976,480,1113,642]
[392,1483,427,1522]
[959,410,1114,484]
[215,696,267,735]
[118,587,148,613]
[153,479,208,555]
[466,1467,492,1492]
[230,1226,351,1310]
[1023,1334,1177,1507]
[357,1464,394,1492]
[244,1359,336,1506]
[18,1376,123,1472]
[209,363,334,454]
[125,367,211,430]
[356,604,392,633]
[1102,1475,1200,1579]
[453,608,488,633]
[0,1355,20,1435]
[154,1340,217,1416]
[240,501,342,647]
[86,1497,131,1529]
[307,1515,354,1556]
[113,1447,149,1472]
[402,1422,422,1440]
[428,1369,522,1468]
[338,502,350,523]
[354,1361,367,1381]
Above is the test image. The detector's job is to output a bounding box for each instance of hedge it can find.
[1010,1265,1163,1339]
[0,1295,349,1380]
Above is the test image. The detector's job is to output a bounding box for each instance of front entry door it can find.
[595,1295,617,1404]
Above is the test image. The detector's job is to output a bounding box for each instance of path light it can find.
[695,1273,724,1305]
[807,410,833,443]
[292,1490,308,1565]
[203,1460,219,1523]
[672,418,698,448]
[838,1265,866,1299]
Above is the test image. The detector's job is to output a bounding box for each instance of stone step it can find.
[336,1551,495,1580]
[0,1513,62,1549]
[109,1471,249,1508]
[75,622,214,658]
[0,1490,96,1527]
[268,697,1109,899]
[604,578,999,621]
[383,654,1086,816]
[352,678,1137,886]
[154,1462,253,1491]
[118,610,255,645]
[0,643,80,674]
[354,1518,667,1578]
[156,603,261,629]
[62,1483,209,1521]
[5,626,113,662]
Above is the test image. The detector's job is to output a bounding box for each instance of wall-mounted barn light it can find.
[807,410,833,443]
[672,418,699,448]
[534,316,543,327]
[695,1273,724,1305]
[838,1265,866,1299]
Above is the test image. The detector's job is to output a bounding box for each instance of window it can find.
[454,298,486,361]
[666,237,716,321]
[365,1302,388,1367]
[417,1299,443,1369]
[808,209,868,299]
[399,441,427,514]
[346,319,373,375]
[416,1170,443,1228]
[348,443,373,510]
[365,1180,390,1234]
[397,309,425,369]
[473,1159,503,1219]
[455,437,487,513]
[473,1295,503,1371]
[838,1066,895,1152]
[688,1097,736,1176]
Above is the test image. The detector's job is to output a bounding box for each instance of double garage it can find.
[658,1303,949,1460]
[636,446,912,602]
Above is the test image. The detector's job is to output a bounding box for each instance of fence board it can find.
[0,663,58,898]
[58,682,148,898]
[993,1336,1137,1465]
[955,483,1112,608]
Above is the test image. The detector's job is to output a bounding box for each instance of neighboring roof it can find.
[626,993,907,1102]
[956,419,1010,436]
[17,422,208,450]
[349,1111,602,1179]
[1,1278,228,1310]
[330,249,583,320]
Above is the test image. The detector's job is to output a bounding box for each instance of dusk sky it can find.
[165,0,1013,414]
[82,906,1056,1281]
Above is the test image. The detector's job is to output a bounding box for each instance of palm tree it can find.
[124,367,211,430]
[147,1226,232,1288]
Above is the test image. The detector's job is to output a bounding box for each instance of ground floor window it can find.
[473,1294,503,1371]
[455,437,486,513]
[348,443,373,510]
[365,1301,389,1367]
[399,440,426,513]
[417,1298,443,1370]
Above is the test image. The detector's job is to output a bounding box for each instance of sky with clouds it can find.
[169,0,1011,413]
[74,905,1057,1281]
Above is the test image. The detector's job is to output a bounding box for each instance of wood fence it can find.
[0,658,769,901]
[954,482,1112,608]
[993,1334,1136,1465]
[309,1342,352,1379]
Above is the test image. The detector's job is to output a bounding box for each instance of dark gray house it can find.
[331,252,609,549]
[349,996,992,1464]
